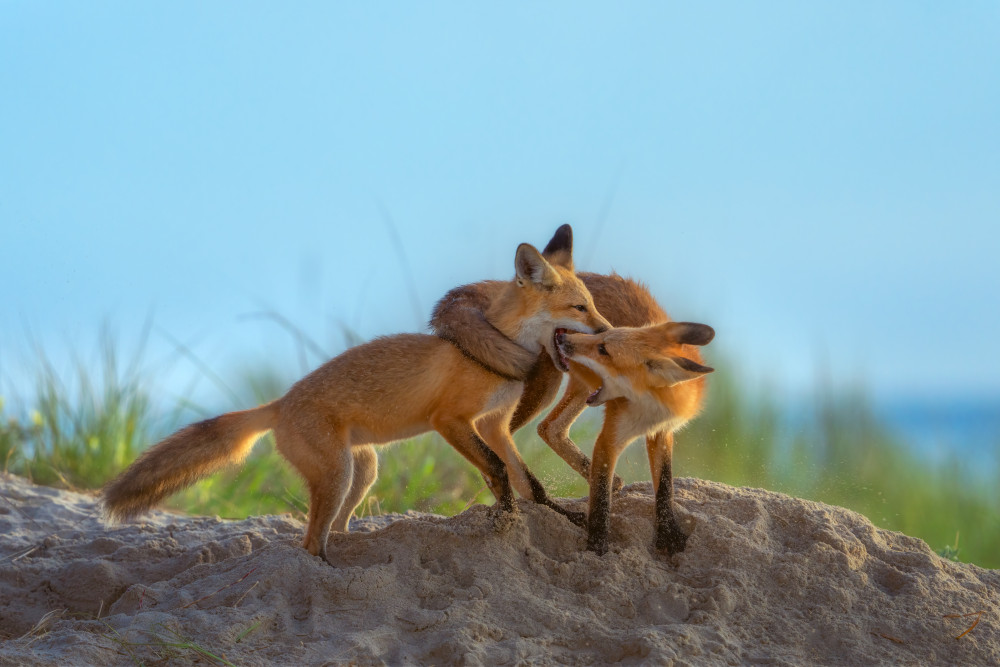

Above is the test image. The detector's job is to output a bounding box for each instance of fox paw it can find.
[587,537,609,556]
[541,499,587,528]
[488,504,518,533]
[611,475,625,496]
[655,524,688,555]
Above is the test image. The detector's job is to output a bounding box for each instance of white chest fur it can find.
[611,396,687,451]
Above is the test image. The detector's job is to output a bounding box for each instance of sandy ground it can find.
[0,473,997,666]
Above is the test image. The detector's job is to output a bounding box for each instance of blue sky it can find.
[2,2,998,405]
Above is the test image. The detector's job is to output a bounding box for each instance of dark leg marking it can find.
[587,468,612,555]
[654,459,687,554]
[474,434,515,513]
[525,469,586,527]
[578,453,624,496]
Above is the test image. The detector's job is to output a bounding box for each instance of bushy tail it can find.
[430,281,539,381]
[102,402,280,522]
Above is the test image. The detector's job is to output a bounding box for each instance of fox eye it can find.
[573,305,587,312]
[598,343,609,356]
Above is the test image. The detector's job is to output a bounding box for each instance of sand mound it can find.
[0,473,996,665]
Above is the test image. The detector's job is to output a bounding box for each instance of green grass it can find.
[1,328,153,490]
[686,373,999,568]
[1,337,997,569]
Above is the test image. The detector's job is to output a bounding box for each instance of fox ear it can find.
[515,243,561,289]
[541,224,574,269]
[646,356,714,386]
[654,322,715,346]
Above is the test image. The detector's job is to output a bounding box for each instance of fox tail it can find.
[102,402,279,522]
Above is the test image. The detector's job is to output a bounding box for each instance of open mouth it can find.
[553,328,570,371]
[586,385,607,406]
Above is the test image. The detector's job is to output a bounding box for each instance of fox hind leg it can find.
[330,445,379,534]
[308,446,355,564]
[275,423,354,563]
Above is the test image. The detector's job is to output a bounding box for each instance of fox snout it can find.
[590,312,612,335]
[555,331,573,357]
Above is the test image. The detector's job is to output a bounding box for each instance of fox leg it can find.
[508,354,564,433]
[477,413,586,527]
[586,416,627,555]
[274,423,354,562]
[329,445,379,534]
[536,378,590,476]
[433,418,515,513]
[646,430,687,554]
[476,412,536,500]
[537,377,625,493]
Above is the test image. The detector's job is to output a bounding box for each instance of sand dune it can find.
[1,472,996,665]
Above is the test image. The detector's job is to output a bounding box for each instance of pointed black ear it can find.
[541,224,574,269]
[669,322,715,346]
[543,224,573,255]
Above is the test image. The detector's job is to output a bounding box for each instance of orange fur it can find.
[555,321,714,554]
[103,243,610,563]
[430,225,716,554]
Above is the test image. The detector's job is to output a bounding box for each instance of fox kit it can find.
[431,224,714,554]
[103,243,611,562]
[554,323,713,554]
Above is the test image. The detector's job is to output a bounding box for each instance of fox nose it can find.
[593,326,609,334]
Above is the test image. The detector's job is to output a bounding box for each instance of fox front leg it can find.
[508,352,563,433]
[648,431,687,554]
[434,419,516,515]
[653,462,687,554]
[477,413,585,527]
[586,437,620,555]
[523,469,587,528]
[536,376,626,495]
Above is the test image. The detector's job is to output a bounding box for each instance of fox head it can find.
[508,232,612,372]
[555,322,715,405]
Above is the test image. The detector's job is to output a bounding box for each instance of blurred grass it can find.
[1,337,997,569]
[689,373,999,569]
[0,327,153,489]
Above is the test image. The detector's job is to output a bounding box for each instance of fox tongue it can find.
[586,386,606,406]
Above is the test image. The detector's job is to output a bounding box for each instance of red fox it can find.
[430,225,714,554]
[554,322,713,555]
[103,242,611,562]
